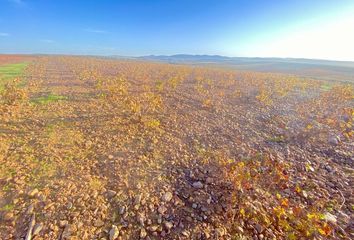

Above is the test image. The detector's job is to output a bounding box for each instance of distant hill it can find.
[139,54,233,63]
[137,54,354,83]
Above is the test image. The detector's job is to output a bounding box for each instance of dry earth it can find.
[0,56,353,239]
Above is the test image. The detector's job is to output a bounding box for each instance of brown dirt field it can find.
[0,55,353,240]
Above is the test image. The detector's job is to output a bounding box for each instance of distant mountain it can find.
[139,54,234,62]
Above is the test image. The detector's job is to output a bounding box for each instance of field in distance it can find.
[139,54,354,84]
[0,55,353,239]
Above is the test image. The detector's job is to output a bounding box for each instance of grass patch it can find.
[89,177,104,190]
[31,93,67,104]
[268,135,285,143]
[0,62,28,91]
[320,83,333,91]
[0,203,15,212]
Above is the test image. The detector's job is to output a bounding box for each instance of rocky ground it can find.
[0,56,353,239]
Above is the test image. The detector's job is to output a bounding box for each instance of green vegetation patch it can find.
[0,203,15,212]
[31,93,67,104]
[268,135,285,143]
[0,62,28,91]
[320,83,333,91]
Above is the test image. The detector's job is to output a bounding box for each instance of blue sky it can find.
[0,0,354,60]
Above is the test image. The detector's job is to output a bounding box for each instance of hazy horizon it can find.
[1,53,354,64]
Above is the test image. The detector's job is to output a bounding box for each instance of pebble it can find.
[328,136,340,145]
[3,212,14,221]
[62,224,73,239]
[119,206,126,215]
[236,226,244,233]
[137,213,146,226]
[148,225,158,232]
[215,227,226,237]
[201,206,208,212]
[161,192,173,202]
[325,165,333,172]
[203,231,211,239]
[164,221,173,231]
[181,230,190,237]
[134,194,142,205]
[106,190,117,198]
[59,220,68,227]
[83,194,90,201]
[158,205,167,214]
[77,221,83,228]
[323,212,337,224]
[255,223,264,233]
[140,228,147,238]
[206,177,213,184]
[94,219,105,227]
[28,188,39,197]
[109,225,119,240]
[192,181,203,189]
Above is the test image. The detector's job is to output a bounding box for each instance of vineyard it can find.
[0,55,353,239]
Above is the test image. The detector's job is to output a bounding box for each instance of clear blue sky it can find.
[1,0,354,60]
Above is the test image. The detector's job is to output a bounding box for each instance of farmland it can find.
[0,55,353,239]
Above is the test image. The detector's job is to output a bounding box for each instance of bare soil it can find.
[0,56,353,240]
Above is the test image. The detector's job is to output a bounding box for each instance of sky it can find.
[0,0,354,61]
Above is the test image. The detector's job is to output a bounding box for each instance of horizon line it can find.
[0,52,353,63]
